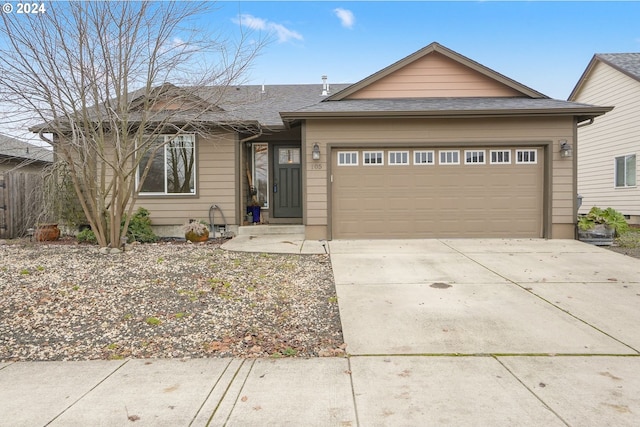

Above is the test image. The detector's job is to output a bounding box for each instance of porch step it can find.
[237,224,305,236]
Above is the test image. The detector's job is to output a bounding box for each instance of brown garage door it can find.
[331,147,544,239]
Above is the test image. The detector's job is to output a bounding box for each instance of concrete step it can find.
[237,224,305,236]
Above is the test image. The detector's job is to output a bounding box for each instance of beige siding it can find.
[134,132,237,227]
[304,117,575,239]
[347,52,523,99]
[574,61,640,216]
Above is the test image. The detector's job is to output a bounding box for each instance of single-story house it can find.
[568,52,640,224]
[59,42,615,240]
[0,133,53,173]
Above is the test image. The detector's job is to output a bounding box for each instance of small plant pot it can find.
[185,229,209,243]
[34,224,60,242]
[248,206,261,224]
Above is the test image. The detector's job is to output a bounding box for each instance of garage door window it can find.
[439,150,460,165]
[465,150,485,165]
[490,150,511,164]
[414,151,435,165]
[389,151,409,165]
[363,151,384,165]
[516,149,537,164]
[338,152,358,166]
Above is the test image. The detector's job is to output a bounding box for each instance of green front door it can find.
[272,146,302,218]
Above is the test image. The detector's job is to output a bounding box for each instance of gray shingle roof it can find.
[597,53,640,81]
[281,97,611,120]
[0,133,53,163]
[198,84,352,127]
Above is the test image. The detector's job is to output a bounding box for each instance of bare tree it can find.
[0,1,264,246]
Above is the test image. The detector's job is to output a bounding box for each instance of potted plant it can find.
[182,220,210,242]
[247,202,261,224]
[34,223,61,241]
[577,207,629,246]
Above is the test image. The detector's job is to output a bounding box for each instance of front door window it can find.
[278,148,300,165]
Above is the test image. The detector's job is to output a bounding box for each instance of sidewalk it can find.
[3,354,640,426]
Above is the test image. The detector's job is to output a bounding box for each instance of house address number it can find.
[312,163,323,170]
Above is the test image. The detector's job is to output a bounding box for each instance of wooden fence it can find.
[0,171,48,239]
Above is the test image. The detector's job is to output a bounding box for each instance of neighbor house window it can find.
[338,151,358,166]
[414,151,435,165]
[138,134,196,194]
[388,151,409,165]
[490,150,511,164]
[615,154,636,187]
[252,143,269,207]
[465,150,485,165]
[363,151,384,165]
[516,149,537,164]
[439,150,460,165]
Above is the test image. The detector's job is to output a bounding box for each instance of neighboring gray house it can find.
[0,133,53,173]
[569,53,640,223]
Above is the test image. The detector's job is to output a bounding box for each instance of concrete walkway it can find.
[2,238,640,426]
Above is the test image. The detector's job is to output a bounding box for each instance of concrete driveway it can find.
[329,238,640,426]
[330,238,640,356]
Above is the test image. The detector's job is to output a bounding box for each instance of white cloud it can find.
[234,14,267,31]
[333,8,355,29]
[233,14,303,43]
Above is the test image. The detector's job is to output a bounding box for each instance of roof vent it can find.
[321,75,329,96]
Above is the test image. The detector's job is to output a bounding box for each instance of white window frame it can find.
[439,150,460,165]
[515,149,537,164]
[137,134,197,195]
[414,150,435,165]
[388,151,409,165]
[490,150,511,164]
[252,143,269,208]
[337,151,358,166]
[363,151,384,166]
[614,154,637,188]
[464,150,486,165]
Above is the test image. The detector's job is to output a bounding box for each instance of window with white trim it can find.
[414,150,435,165]
[490,150,511,164]
[252,143,269,207]
[388,151,409,165]
[515,149,537,164]
[138,134,196,195]
[363,151,384,165]
[615,154,636,187]
[337,151,358,166]
[439,150,460,165]
[465,150,485,164]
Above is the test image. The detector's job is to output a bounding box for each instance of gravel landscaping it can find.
[0,239,344,362]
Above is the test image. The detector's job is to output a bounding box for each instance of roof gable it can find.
[327,42,547,101]
[569,53,640,101]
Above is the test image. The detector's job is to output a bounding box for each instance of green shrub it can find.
[75,207,158,244]
[77,228,97,244]
[577,207,629,236]
[122,207,158,243]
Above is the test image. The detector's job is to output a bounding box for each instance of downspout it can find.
[238,127,264,227]
[573,117,595,239]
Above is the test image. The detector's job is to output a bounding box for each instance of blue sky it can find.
[218,1,640,99]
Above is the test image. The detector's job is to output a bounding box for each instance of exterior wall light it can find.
[560,141,572,158]
[312,143,321,160]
